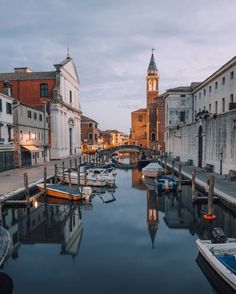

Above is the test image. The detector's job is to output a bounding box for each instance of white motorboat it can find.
[142,162,164,178]
[58,171,108,187]
[196,237,236,291]
[87,168,117,186]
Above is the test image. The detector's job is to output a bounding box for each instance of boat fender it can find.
[82,186,92,201]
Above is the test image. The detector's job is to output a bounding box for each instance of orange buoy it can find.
[203,214,216,221]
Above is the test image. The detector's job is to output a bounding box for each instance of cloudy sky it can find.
[1,0,236,134]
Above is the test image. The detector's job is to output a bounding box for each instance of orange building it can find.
[81,115,100,153]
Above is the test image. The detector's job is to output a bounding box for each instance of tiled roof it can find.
[166,86,192,93]
[0,71,56,81]
[132,108,147,113]
[81,115,98,124]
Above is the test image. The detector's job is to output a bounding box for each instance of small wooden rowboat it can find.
[37,183,83,201]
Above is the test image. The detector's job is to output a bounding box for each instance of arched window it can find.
[151,132,156,141]
[40,83,48,97]
[69,90,72,103]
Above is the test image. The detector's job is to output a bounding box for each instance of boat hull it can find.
[58,174,107,187]
[196,239,236,291]
[37,184,82,201]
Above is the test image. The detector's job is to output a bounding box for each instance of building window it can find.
[6,102,12,114]
[203,89,206,96]
[138,115,143,122]
[29,131,31,140]
[180,94,186,97]
[233,120,236,129]
[40,83,48,97]
[39,114,42,121]
[69,90,72,103]
[180,111,185,122]
[222,98,225,112]
[34,112,37,120]
[89,133,93,140]
[215,101,218,114]
[0,99,2,112]
[209,86,211,93]
[28,111,32,118]
[199,92,201,98]
[20,130,23,140]
[230,71,234,79]
[222,77,225,85]
[230,94,234,103]
[151,132,156,141]
[89,122,92,128]
[215,81,218,89]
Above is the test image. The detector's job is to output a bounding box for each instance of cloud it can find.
[0,0,236,133]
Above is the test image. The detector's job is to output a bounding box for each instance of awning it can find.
[22,145,43,152]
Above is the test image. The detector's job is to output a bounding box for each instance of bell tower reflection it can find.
[146,188,159,248]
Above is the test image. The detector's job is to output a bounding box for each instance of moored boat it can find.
[155,175,177,194]
[142,162,164,178]
[58,172,108,187]
[0,225,11,267]
[37,183,86,201]
[196,231,236,291]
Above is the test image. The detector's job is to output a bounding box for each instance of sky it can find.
[0,0,236,134]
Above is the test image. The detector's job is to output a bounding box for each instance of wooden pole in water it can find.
[192,168,196,201]
[74,158,77,170]
[0,202,2,224]
[24,173,30,204]
[54,164,57,184]
[77,163,80,189]
[203,175,216,221]
[62,161,65,184]
[68,168,72,195]
[84,166,87,186]
[164,157,167,175]
[69,159,72,171]
[178,164,182,192]
[172,160,175,175]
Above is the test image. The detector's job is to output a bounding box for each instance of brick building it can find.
[0,56,82,159]
[81,115,99,153]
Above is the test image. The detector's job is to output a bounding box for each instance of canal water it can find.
[1,168,236,294]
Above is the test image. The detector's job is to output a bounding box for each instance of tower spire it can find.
[148,49,157,72]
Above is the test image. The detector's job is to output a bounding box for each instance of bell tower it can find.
[146,49,159,108]
[146,50,159,148]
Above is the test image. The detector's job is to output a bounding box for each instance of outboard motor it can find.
[211,227,226,243]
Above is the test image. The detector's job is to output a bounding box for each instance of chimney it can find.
[3,81,12,97]
[14,67,33,73]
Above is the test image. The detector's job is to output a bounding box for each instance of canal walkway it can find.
[0,156,236,210]
[0,157,79,201]
[158,157,236,209]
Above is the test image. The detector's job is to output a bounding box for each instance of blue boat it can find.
[155,175,177,195]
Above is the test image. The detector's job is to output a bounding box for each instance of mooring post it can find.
[68,168,72,194]
[172,160,175,175]
[62,161,65,184]
[178,164,182,192]
[69,159,72,171]
[54,164,57,184]
[192,168,196,201]
[84,166,87,186]
[164,157,167,175]
[77,163,80,189]
[203,175,216,220]
[74,158,77,170]
[43,167,47,192]
[24,173,30,204]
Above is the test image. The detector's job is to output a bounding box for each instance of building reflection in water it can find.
[1,196,92,268]
[146,189,159,248]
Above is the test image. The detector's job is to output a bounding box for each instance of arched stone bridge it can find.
[99,145,160,156]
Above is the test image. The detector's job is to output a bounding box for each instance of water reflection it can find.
[1,168,236,293]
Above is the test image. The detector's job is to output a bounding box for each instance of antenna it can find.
[67,47,70,58]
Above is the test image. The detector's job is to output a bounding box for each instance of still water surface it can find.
[1,168,236,294]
